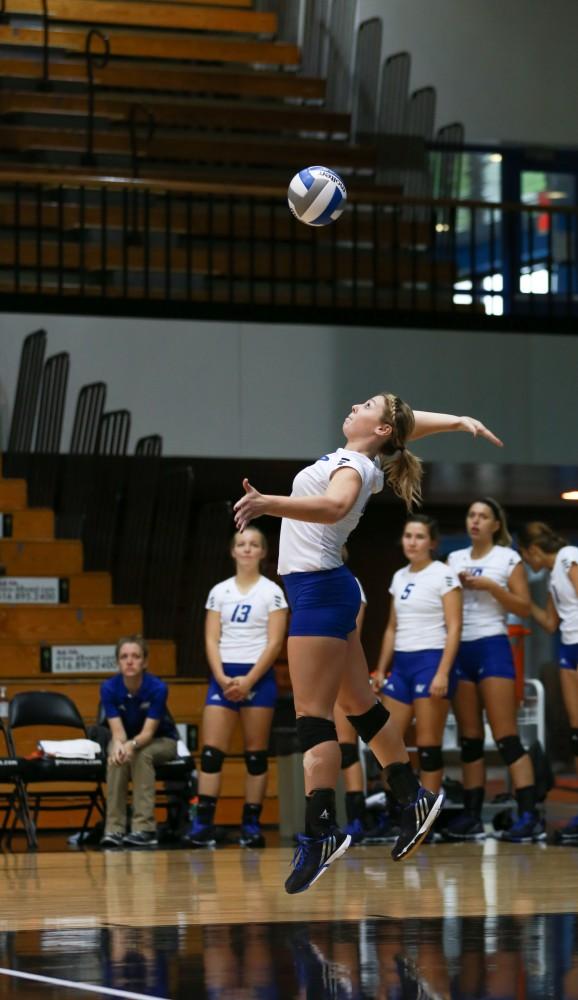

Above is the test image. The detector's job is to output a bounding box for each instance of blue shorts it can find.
[454,634,515,683]
[282,564,360,640]
[205,663,278,712]
[381,649,456,704]
[560,643,578,671]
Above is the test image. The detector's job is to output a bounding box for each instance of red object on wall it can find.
[537,192,550,234]
[508,624,531,703]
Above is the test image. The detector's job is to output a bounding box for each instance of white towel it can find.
[38,739,103,760]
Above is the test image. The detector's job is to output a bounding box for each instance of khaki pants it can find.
[105,737,177,834]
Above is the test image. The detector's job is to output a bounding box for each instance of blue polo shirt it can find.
[100,672,178,740]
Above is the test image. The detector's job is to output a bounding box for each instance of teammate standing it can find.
[234,394,502,892]
[443,498,543,843]
[374,515,462,799]
[185,527,287,849]
[519,522,578,844]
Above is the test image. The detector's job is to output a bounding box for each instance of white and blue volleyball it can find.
[287,166,347,227]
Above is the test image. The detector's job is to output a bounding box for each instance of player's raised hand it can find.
[459,416,503,448]
[234,478,268,531]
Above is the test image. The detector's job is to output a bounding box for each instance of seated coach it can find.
[100,635,178,848]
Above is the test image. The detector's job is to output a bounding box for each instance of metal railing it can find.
[0,170,578,328]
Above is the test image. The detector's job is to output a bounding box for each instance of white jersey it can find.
[277,449,384,575]
[448,545,521,640]
[549,545,578,645]
[389,561,460,652]
[206,576,288,664]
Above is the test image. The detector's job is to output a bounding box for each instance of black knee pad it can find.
[347,701,390,745]
[200,745,225,774]
[461,737,485,764]
[295,716,337,753]
[571,729,578,757]
[496,734,526,766]
[340,742,359,770]
[245,750,268,776]
[418,745,443,772]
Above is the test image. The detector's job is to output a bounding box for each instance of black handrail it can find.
[82,28,110,167]
[127,104,156,243]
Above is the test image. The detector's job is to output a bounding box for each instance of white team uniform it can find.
[389,561,461,652]
[277,449,383,575]
[447,545,521,641]
[549,545,578,645]
[206,576,288,663]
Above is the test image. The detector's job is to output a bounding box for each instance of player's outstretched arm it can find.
[410,411,503,448]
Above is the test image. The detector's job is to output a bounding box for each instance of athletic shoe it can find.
[285,829,351,894]
[239,823,266,848]
[500,811,546,843]
[554,814,578,845]
[122,831,158,848]
[183,820,217,848]
[391,788,445,862]
[441,811,486,842]
[100,831,124,849]
[362,811,400,844]
[343,817,366,845]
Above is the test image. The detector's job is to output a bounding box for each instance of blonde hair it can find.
[518,521,566,554]
[377,392,423,509]
[230,526,268,556]
[471,497,511,546]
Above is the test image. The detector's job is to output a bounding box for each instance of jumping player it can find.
[374,515,462,800]
[519,522,578,844]
[185,527,288,849]
[234,393,502,893]
[443,498,543,843]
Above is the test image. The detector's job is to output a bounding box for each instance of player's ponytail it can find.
[377,393,423,510]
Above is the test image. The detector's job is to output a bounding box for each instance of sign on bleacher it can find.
[41,645,117,674]
[0,577,69,604]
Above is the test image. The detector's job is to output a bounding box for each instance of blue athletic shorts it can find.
[381,649,457,704]
[454,634,515,683]
[205,663,278,712]
[560,642,578,671]
[282,564,361,640]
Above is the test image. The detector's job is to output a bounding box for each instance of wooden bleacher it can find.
[0,466,278,830]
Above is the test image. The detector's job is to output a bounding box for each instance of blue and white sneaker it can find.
[343,817,366,845]
[391,788,445,862]
[554,814,578,845]
[500,811,546,843]
[183,819,217,848]
[285,829,351,894]
[239,822,266,848]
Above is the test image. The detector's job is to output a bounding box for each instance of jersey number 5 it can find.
[231,604,251,623]
[400,583,415,600]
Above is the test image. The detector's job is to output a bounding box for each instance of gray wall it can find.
[0,313,577,465]
[355,0,578,146]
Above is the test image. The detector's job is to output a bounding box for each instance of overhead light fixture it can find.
[488,153,503,163]
[545,190,566,199]
[561,490,578,501]
[435,222,450,233]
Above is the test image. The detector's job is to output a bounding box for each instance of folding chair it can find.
[6,692,106,849]
[0,720,36,848]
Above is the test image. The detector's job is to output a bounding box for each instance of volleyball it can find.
[287,166,347,227]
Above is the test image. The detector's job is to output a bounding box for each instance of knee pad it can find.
[461,737,485,764]
[295,716,337,754]
[244,750,268,776]
[418,745,443,772]
[200,745,225,774]
[496,734,526,766]
[347,701,390,745]
[571,729,578,757]
[340,742,359,770]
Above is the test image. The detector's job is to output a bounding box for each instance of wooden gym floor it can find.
[0,825,577,998]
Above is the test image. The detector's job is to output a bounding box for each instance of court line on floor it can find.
[0,967,171,999]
